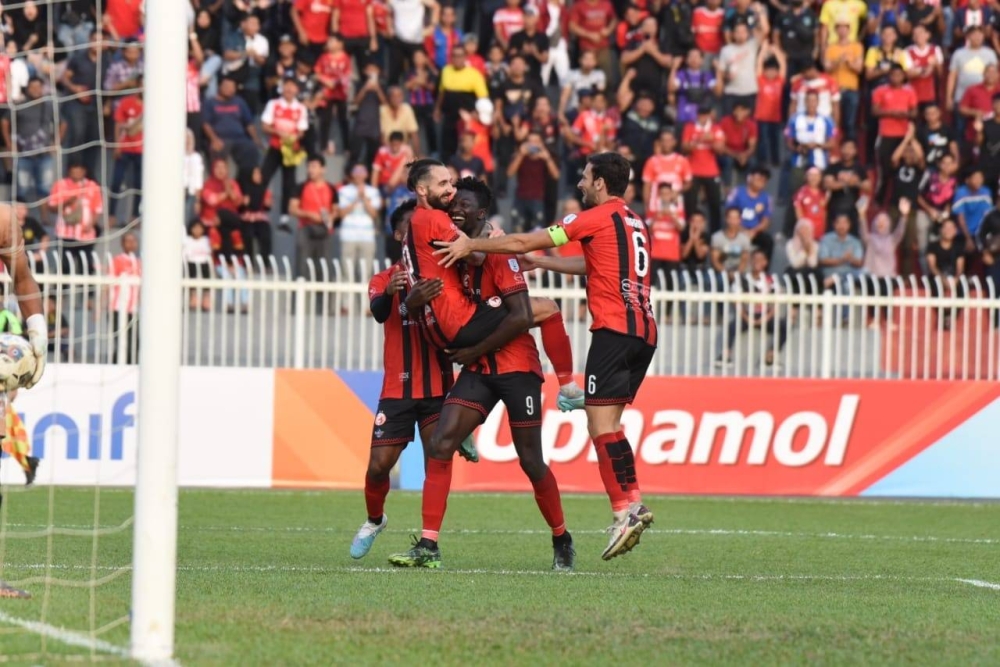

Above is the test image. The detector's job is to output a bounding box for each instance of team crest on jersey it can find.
[374,412,387,426]
[508,258,520,272]
[487,296,502,308]
[562,213,577,225]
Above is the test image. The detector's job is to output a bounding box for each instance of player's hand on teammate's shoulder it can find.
[432,231,472,268]
[404,278,444,309]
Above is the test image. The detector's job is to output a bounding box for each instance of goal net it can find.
[0,0,180,662]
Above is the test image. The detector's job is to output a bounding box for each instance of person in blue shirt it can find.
[725,166,774,260]
[953,168,994,252]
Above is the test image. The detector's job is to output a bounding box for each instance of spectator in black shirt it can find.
[658,0,695,60]
[493,55,545,193]
[725,0,763,42]
[449,132,487,181]
[7,0,48,51]
[917,103,959,167]
[774,0,819,77]
[822,139,871,234]
[620,16,672,107]
[59,29,106,178]
[508,7,550,85]
[975,94,1000,198]
[618,92,662,173]
[926,219,965,328]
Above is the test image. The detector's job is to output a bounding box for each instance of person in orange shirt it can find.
[823,20,864,141]
[108,233,141,365]
[48,162,103,276]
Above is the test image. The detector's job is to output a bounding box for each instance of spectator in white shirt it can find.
[337,164,382,279]
[183,220,213,312]
[260,76,309,227]
[183,128,205,224]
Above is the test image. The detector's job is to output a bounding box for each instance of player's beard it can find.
[579,188,597,209]
[428,190,453,211]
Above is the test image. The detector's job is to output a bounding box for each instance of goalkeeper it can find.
[0,311,39,485]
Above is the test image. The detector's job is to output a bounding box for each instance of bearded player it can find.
[349,200,477,559]
[435,153,656,561]
[388,178,574,571]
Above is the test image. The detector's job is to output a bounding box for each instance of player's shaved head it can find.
[390,199,418,238]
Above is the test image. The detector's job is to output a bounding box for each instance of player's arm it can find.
[447,289,533,367]
[0,206,45,388]
[521,253,588,275]
[369,269,407,324]
[433,228,558,267]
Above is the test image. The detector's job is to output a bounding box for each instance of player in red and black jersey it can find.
[434,152,656,561]
[349,200,477,561]
[399,159,511,352]
[388,179,575,571]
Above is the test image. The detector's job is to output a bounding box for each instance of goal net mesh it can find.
[0,0,144,660]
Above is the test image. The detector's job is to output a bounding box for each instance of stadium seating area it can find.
[1,0,999,336]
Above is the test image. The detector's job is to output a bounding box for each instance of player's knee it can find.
[367,449,398,478]
[518,456,548,483]
[531,297,558,324]
[427,429,456,459]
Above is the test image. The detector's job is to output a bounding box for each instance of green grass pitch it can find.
[0,488,998,665]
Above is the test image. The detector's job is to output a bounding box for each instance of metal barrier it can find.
[22,251,1000,380]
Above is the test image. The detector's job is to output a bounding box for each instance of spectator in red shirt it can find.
[292,0,335,61]
[568,0,617,78]
[111,84,143,226]
[793,166,828,239]
[872,63,918,204]
[507,130,560,231]
[682,104,726,232]
[647,182,684,290]
[103,0,143,41]
[494,0,526,50]
[201,159,245,259]
[332,0,375,66]
[754,43,786,167]
[371,131,415,191]
[314,35,352,156]
[289,156,339,279]
[718,100,759,189]
[692,0,725,60]
[905,25,943,107]
[959,64,1000,146]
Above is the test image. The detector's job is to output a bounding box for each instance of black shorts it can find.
[585,329,656,406]
[371,397,444,447]
[449,301,508,349]
[444,370,542,428]
[187,262,212,280]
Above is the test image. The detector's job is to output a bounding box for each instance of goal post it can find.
[130,0,187,661]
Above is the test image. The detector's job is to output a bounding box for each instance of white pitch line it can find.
[0,610,129,659]
[2,563,996,589]
[6,523,1000,546]
[956,578,1000,591]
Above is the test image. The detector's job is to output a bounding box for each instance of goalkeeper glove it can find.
[23,313,47,390]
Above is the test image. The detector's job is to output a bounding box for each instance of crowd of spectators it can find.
[0,0,998,313]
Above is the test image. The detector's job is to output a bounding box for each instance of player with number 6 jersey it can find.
[432,152,657,561]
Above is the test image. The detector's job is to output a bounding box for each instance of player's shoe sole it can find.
[601,513,647,561]
[350,515,388,559]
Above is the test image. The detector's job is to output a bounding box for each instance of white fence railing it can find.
[20,251,1000,380]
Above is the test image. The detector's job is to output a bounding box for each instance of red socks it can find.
[615,430,642,504]
[421,458,453,542]
[530,468,567,537]
[364,473,391,521]
[594,432,640,512]
[539,312,575,385]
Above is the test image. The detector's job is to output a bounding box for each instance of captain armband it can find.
[547,225,569,247]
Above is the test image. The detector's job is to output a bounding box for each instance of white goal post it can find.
[129,0,186,661]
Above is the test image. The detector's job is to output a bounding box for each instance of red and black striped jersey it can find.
[554,198,658,346]
[460,253,543,379]
[401,207,479,349]
[369,265,454,400]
